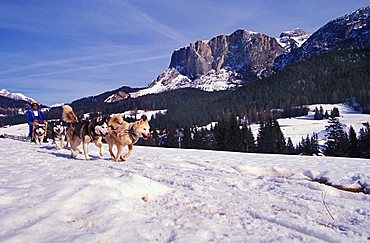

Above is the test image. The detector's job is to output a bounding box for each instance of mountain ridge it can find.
[274,6,370,71]
[0,89,37,104]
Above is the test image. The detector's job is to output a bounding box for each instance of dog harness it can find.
[126,123,140,144]
[87,122,99,141]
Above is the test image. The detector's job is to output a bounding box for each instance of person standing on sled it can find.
[27,103,47,140]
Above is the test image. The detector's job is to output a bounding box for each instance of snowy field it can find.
[0,138,369,242]
[250,104,370,145]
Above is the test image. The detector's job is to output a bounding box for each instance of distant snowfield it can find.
[250,103,370,145]
[0,138,369,242]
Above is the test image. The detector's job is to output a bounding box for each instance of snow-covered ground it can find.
[112,109,167,121]
[0,137,369,242]
[250,103,370,145]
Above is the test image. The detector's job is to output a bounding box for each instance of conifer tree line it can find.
[141,114,370,159]
[314,106,340,120]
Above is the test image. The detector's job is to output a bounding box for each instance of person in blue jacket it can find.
[28,103,47,139]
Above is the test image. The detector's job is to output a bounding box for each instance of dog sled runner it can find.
[1,133,28,141]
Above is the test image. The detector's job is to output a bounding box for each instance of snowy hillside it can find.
[129,68,243,98]
[130,68,193,98]
[0,89,37,104]
[250,103,370,145]
[0,138,369,242]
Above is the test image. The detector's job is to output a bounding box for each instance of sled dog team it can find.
[35,105,151,162]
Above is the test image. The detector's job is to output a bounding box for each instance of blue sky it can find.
[0,0,369,105]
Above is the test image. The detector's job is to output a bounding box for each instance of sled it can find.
[1,133,28,141]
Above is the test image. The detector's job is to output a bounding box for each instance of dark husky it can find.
[62,105,109,160]
[33,122,47,145]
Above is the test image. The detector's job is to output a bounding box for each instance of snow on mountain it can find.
[49,103,64,108]
[112,109,167,121]
[104,90,129,103]
[104,94,119,103]
[0,137,368,242]
[0,89,37,104]
[129,68,243,98]
[276,28,310,52]
[130,68,193,98]
[192,69,244,91]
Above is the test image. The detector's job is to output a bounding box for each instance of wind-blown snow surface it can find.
[0,138,369,242]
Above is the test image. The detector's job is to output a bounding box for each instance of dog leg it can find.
[55,140,61,150]
[59,140,64,150]
[108,143,116,160]
[94,138,104,157]
[83,142,91,160]
[115,144,125,162]
[121,144,133,161]
[69,140,78,158]
[62,136,66,148]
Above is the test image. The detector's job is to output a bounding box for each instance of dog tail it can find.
[62,105,79,123]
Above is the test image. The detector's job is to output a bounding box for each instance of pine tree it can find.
[358,123,370,158]
[325,117,347,156]
[257,119,287,154]
[324,110,330,119]
[194,129,216,150]
[182,126,194,149]
[214,114,244,152]
[300,135,312,155]
[164,128,178,148]
[243,126,256,152]
[330,107,340,118]
[286,137,296,154]
[337,132,350,157]
[214,115,228,150]
[348,126,360,157]
[224,116,244,152]
[257,120,270,153]
[310,133,320,155]
[314,107,323,120]
[192,129,203,149]
[319,106,324,117]
[272,119,288,154]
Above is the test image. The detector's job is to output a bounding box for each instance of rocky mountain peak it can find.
[276,28,310,53]
[0,89,37,104]
[169,29,284,81]
[274,6,370,71]
[123,6,369,99]
[279,28,308,38]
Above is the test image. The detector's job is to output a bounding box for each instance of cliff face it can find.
[169,30,285,80]
[115,7,369,99]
